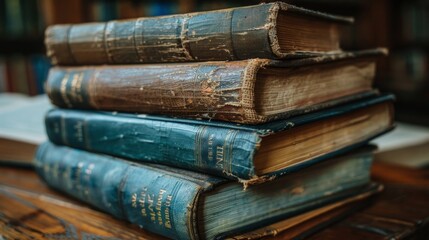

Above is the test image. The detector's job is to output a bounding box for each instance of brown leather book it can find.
[46,49,386,124]
[45,2,352,65]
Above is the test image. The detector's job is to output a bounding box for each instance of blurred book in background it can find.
[0,93,50,167]
[372,123,429,168]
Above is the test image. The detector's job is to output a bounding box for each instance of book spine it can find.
[35,142,203,240]
[45,3,277,65]
[45,60,265,123]
[45,109,261,179]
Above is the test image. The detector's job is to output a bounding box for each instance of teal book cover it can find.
[45,94,394,183]
[35,142,379,240]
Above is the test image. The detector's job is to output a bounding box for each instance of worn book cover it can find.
[45,94,395,182]
[0,165,380,240]
[45,2,353,65]
[35,142,379,240]
[46,49,386,124]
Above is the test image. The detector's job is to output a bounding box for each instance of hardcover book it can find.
[45,2,352,65]
[35,142,379,240]
[0,165,380,240]
[45,94,395,182]
[223,187,378,240]
[0,93,50,167]
[46,49,385,124]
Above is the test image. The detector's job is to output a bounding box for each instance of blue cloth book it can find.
[45,94,394,183]
[35,142,379,240]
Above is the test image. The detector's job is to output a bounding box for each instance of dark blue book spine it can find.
[45,109,260,179]
[35,142,203,240]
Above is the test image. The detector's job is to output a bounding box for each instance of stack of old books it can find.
[36,2,394,239]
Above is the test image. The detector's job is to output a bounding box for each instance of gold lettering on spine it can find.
[70,73,78,102]
[73,120,84,143]
[156,189,166,225]
[74,162,83,193]
[216,145,224,168]
[132,187,173,229]
[139,187,147,217]
[164,195,173,229]
[147,194,156,222]
[207,134,214,161]
[75,72,84,102]
[70,72,84,103]
[60,73,72,107]
[131,193,137,208]
[83,163,95,199]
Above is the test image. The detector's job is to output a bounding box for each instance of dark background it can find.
[1,0,428,125]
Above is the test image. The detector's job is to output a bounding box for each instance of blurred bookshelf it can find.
[0,0,428,124]
[284,0,429,125]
